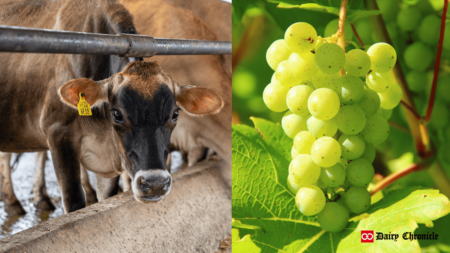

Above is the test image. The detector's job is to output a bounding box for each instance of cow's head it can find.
[58,61,223,203]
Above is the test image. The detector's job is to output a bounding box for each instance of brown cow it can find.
[161,0,231,73]
[121,0,232,167]
[0,0,223,214]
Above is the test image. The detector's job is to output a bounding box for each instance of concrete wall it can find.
[0,159,231,253]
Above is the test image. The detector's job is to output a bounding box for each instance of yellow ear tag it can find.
[77,93,92,116]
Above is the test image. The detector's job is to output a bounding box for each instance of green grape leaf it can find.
[268,0,380,22]
[232,118,450,252]
[339,187,450,252]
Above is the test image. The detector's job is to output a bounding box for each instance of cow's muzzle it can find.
[132,170,172,203]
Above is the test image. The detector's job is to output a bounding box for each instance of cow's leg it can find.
[96,175,120,201]
[120,172,132,192]
[48,133,85,214]
[33,151,55,210]
[80,165,98,204]
[0,152,25,215]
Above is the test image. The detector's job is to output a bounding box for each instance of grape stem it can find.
[424,0,449,122]
[350,23,364,48]
[337,0,349,76]
[400,100,421,120]
[337,0,349,52]
[370,163,427,196]
[388,120,410,134]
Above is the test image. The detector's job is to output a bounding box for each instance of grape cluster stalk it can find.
[263,22,401,232]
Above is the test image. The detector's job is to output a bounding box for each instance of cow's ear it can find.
[175,85,224,117]
[58,78,106,109]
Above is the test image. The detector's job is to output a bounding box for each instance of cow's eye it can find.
[111,109,124,123]
[172,109,179,123]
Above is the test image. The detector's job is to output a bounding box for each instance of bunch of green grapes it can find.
[264,22,401,233]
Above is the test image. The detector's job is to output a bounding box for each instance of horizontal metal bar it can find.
[0,25,231,57]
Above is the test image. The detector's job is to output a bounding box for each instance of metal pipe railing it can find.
[0,25,231,57]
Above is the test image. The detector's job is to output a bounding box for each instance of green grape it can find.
[418,15,441,45]
[314,177,327,189]
[315,43,346,74]
[320,163,346,187]
[367,43,397,73]
[334,105,366,135]
[335,75,364,104]
[416,0,436,16]
[289,154,321,185]
[294,131,316,154]
[339,157,350,168]
[372,22,397,42]
[295,185,326,216]
[430,102,449,129]
[311,137,341,167]
[444,25,450,50]
[344,186,371,214]
[378,82,403,109]
[263,82,290,112]
[307,116,338,138]
[344,49,371,77]
[439,142,450,165]
[356,88,380,116]
[396,6,422,31]
[361,143,376,163]
[375,108,393,120]
[286,85,314,117]
[404,42,433,71]
[291,145,300,159]
[377,0,400,22]
[338,134,366,160]
[346,158,374,187]
[406,71,427,92]
[288,52,318,81]
[300,79,315,90]
[282,111,308,138]
[287,174,302,194]
[386,21,398,39]
[266,39,292,70]
[275,60,298,88]
[436,76,450,102]
[285,22,317,54]
[324,19,353,41]
[317,202,349,233]
[342,178,351,191]
[360,114,390,144]
[444,126,450,140]
[307,88,340,120]
[366,71,393,93]
[336,193,350,213]
[312,71,338,90]
[354,18,373,45]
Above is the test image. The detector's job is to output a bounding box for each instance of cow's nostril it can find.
[139,176,170,188]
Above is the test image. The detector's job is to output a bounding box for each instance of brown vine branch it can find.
[400,100,421,120]
[337,0,349,76]
[424,0,449,122]
[388,121,410,134]
[337,0,349,51]
[370,163,428,196]
[350,22,364,48]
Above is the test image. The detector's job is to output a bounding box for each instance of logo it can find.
[361,230,374,243]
